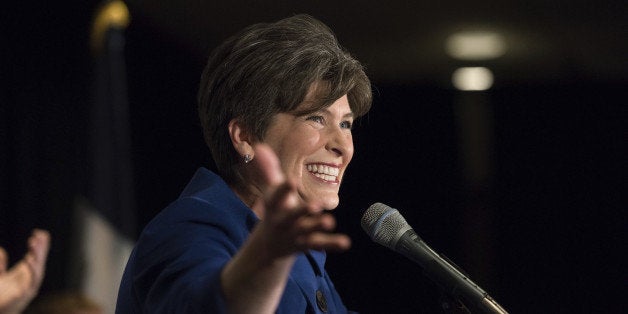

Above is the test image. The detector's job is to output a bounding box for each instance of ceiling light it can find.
[446,31,506,60]
[452,67,494,91]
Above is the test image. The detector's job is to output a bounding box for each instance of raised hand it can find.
[250,143,351,258]
[0,229,50,314]
[221,144,350,313]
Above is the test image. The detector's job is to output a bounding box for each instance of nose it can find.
[325,125,354,157]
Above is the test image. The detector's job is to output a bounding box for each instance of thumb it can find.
[251,144,285,188]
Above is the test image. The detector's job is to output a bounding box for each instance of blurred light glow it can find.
[446,31,506,60]
[91,0,130,53]
[452,67,494,91]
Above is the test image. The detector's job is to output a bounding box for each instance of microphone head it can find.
[361,202,413,249]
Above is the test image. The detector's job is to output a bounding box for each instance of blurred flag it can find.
[74,2,134,313]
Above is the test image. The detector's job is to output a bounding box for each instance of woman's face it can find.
[263,94,354,210]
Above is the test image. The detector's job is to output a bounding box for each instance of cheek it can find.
[278,129,320,173]
[289,127,322,155]
[302,132,322,152]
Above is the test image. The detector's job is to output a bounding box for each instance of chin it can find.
[300,186,340,210]
[320,196,340,210]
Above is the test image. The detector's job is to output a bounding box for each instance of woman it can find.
[116,14,372,313]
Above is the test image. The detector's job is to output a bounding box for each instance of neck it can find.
[231,184,265,219]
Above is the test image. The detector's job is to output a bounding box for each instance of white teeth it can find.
[312,173,336,181]
[307,164,339,180]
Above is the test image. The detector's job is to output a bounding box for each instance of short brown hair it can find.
[198,14,372,185]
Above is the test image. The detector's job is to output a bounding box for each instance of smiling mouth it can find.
[306,164,340,183]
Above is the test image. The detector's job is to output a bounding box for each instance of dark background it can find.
[2,1,626,313]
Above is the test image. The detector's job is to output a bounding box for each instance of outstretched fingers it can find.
[249,143,351,255]
[0,229,50,313]
[294,213,351,252]
[297,232,351,252]
[24,229,50,290]
[267,199,351,253]
[0,247,7,274]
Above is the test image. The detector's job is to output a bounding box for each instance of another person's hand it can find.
[0,229,50,314]
[250,144,351,259]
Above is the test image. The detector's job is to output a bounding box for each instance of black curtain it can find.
[1,1,97,293]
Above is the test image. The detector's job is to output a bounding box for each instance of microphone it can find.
[361,202,508,314]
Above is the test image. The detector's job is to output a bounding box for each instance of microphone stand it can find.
[432,253,509,314]
[439,292,471,314]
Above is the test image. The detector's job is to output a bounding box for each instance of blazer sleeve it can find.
[129,197,250,313]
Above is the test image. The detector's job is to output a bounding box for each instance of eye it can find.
[340,120,353,129]
[306,115,325,124]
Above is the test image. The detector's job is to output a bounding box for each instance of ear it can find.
[228,118,254,158]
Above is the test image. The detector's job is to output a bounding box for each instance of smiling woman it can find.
[116,14,372,314]
[258,93,354,210]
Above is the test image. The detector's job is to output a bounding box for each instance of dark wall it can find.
[1,1,96,292]
[2,3,625,313]
[328,81,625,313]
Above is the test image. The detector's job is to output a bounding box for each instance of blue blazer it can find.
[116,168,352,313]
